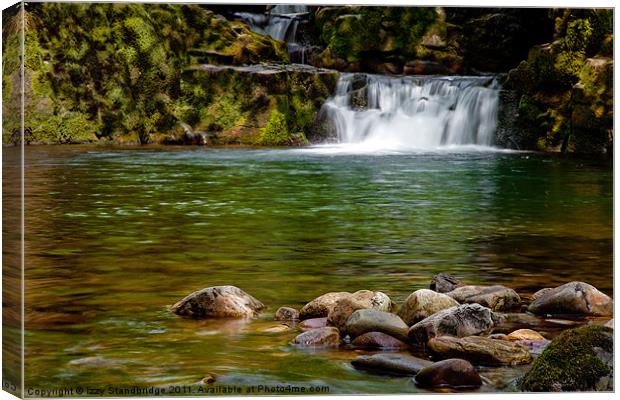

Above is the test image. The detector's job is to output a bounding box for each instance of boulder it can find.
[428,335,532,365]
[170,286,264,318]
[298,317,328,331]
[445,285,521,311]
[408,304,496,344]
[515,339,551,357]
[505,329,545,341]
[351,353,432,376]
[527,282,613,316]
[430,273,463,293]
[327,290,394,332]
[520,325,613,391]
[351,332,408,349]
[299,292,350,320]
[414,359,482,389]
[275,307,299,321]
[398,289,460,325]
[292,327,340,348]
[346,309,409,341]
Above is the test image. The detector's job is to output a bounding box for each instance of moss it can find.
[258,108,290,145]
[520,325,612,392]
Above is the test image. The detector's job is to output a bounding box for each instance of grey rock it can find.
[398,289,459,325]
[346,309,409,341]
[275,307,299,321]
[293,327,340,348]
[430,273,463,293]
[446,285,521,311]
[415,359,482,389]
[528,281,613,316]
[170,285,264,318]
[351,353,432,376]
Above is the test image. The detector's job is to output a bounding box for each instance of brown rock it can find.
[351,353,432,376]
[327,290,394,333]
[351,332,408,349]
[428,335,532,365]
[446,285,521,311]
[346,309,409,341]
[298,317,328,331]
[293,327,340,347]
[415,358,482,389]
[170,286,264,318]
[505,329,545,341]
[398,289,459,325]
[275,307,299,321]
[528,281,613,316]
[408,304,496,344]
[299,292,351,320]
[430,273,463,293]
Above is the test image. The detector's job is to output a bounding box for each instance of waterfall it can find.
[234,5,308,42]
[319,74,501,151]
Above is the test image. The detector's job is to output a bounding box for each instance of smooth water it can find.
[6,145,613,394]
[322,75,500,150]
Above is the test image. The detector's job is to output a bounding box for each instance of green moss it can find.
[259,109,290,145]
[520,325,612,392]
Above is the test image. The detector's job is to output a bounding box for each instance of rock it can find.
[515,339,551,357]
[275,307,299,321]
[262,325,290,333]
[351,353,432,376]
[414,359,482,389]
[398,289,460,325]
[202,374,217,384]
[488,333,508,340]
[292,327,340,348]
[298,317,328,331]
[604,319,613,329]
[430,273,463,293]
[408,304,497,344]
[351,332,408,349]
[346,309,409,341]
[520,325,613,391]
[299,292,350,320]
[528,281,613,316]
[170,286,265,318]
[505,328,545,341]
[403,60,452,75]
[327,290,394,332]
[428,335,532,365]
[445,285,521,311]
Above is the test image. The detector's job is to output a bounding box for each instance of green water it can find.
[4,145,613,394]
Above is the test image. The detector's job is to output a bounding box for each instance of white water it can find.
[316,74,502,153]
[235,5,308,42]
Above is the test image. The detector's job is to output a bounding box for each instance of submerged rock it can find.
[408,304,497,344]
[299,292,351,320]
[414,358,482,389]
[351,332,409,349]
[520,325,613,391]
[505,329,545,341]
[170,286,264,318]
[398,289,460,325]
[275,307,299,321]
[351,353,432,376]
[327,290,394,333]
[293,327,340,348]
[430,273,463,293]
[446,285,521,311]
[346,309,409,341]
[428,335,532,366]
[527,282,613,316]
[298,317,328,331]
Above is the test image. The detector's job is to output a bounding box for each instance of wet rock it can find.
[414,358,482,389]
[293,327,340,348]
[408,304,496,344]
[520,325,613,391]
[428,335,532,365]
[403,60,452,75]
[351,353,432,376]
[430,273,463,293]
[528,282,613,316]
[515,339,551,357]
[445,285,521,311]
[298,317,328,331]
[275,307,299,321]
[505,329,545,341]
[170,286,265,318]
[398,289,460,325]
[346,309,409,341]
[327,290,394,332]
[351,332,409,349]
[299,292,350,320]
[262,325,290,333]
[488,333,508,340]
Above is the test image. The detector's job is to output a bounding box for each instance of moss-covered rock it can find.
[519,325,613,392]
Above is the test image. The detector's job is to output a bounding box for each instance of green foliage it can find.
[259,109,290,145]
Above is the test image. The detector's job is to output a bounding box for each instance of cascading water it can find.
[234,5,308,59]
[318,74,501,151]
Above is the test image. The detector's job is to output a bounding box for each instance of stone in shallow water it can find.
[299,292,350,320]
[170,285,264,318]
[275,307,299,321]
[292,327,340,348]
[528,281,613,316]
[398,289,460,325]
[346,309,409,341]
[505,328,545,341]
[408,304,497,344]
[351,332,408,349]
[445,285,521,311]
[430,273,463,293]
[351,353,432,376]
[298,317,328,331]
[414,358,482,389]
[428,335,532,366]
[327,290,394,333]
[514,339,551,357]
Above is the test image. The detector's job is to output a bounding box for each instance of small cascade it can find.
[234,5,309,60]
[319,74,501,150]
